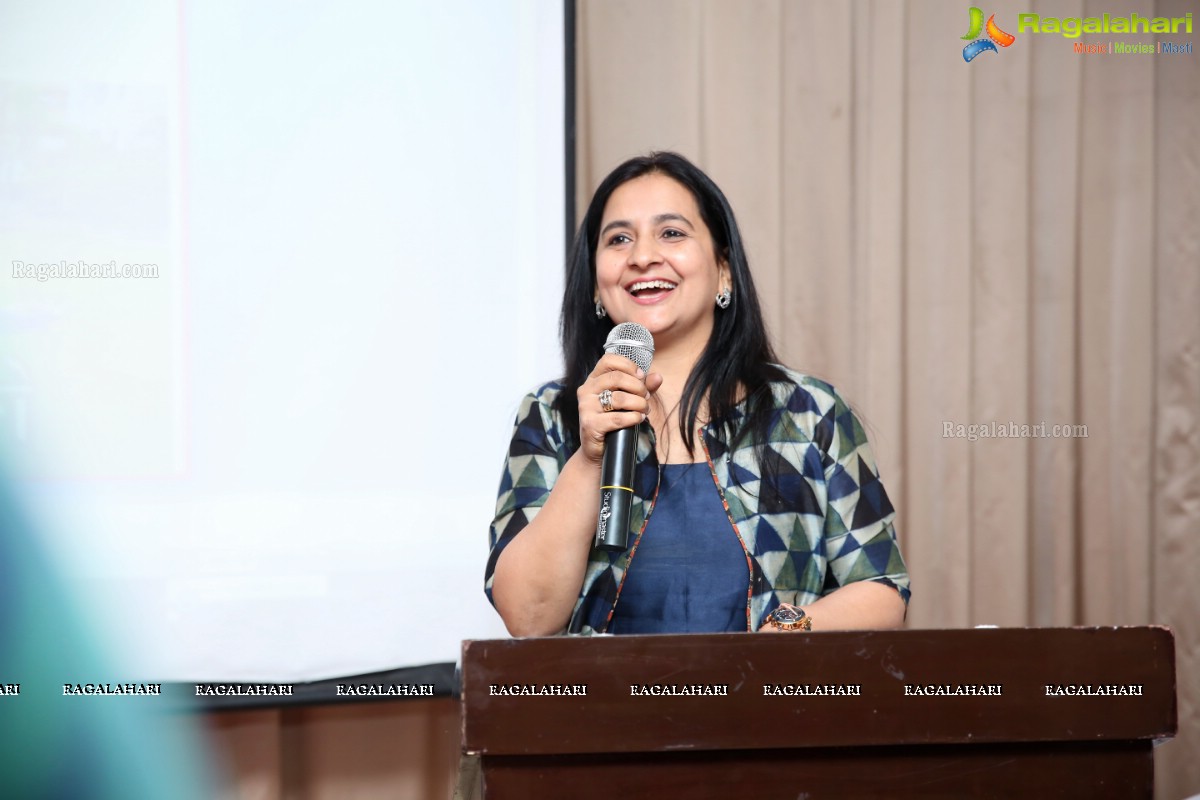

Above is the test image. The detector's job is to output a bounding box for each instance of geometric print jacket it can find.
[485,368,910,635]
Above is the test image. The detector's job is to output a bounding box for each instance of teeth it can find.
[629,280,677,292]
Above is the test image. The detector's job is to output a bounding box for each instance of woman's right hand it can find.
[576,355,662,466]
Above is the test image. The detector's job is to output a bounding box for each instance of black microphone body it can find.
[594,323,654,552]
[595,425,637,551]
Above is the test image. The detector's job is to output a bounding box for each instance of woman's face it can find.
[594,173,729,353]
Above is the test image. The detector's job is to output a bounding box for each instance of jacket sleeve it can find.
[818,390,911,605]
[484,388,570,607]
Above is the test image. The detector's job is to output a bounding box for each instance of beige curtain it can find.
[577,0,1198,796]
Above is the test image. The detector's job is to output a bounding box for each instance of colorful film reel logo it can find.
[962,7,1016,62]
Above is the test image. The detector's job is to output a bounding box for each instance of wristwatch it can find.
[766,604,812,631]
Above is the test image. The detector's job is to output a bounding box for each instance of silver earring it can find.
[716,287,732,309]
[595,301,607,318]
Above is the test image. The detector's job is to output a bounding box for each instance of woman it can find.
[486,152,909,637]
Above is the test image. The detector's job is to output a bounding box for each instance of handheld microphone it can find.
[595,322,655,552]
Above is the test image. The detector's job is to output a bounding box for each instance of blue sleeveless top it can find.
[609,462,750,634]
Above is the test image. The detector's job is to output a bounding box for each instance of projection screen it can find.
[1,0,564,682]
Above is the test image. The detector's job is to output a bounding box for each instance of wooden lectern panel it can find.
[479,741,1153,799]
[462,627,1175,755]
[460,627,1175,798]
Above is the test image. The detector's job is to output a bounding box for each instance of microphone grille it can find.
[603,322,655,373]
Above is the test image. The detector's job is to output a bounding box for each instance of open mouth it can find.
[627,279,677,300]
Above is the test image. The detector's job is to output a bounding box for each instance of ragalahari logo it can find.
[962,7,1016,62]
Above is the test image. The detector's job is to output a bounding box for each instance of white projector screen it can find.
[1,0,564,681]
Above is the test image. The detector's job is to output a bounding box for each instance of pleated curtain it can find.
[576,1,1199,795]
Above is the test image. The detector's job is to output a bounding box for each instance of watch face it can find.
[774,606,803,624]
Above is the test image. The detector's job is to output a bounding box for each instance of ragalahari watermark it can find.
[12,260,159,282]
[942,421,1088,441]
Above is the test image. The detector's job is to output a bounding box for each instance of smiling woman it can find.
[485,152,910,639]
[594,173,730,363]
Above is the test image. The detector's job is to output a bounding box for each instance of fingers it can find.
[585,357,659,401]
[591,373,650,404]
[592,353,646,379]
[578,386,647,429]
[585,410,646,438]
[577,356,653,465]
[578,405,644,466]
[579,357,652,411]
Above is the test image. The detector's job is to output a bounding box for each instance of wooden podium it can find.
[460,627,1176,798]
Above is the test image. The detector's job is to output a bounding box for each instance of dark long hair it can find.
[557,151,788,457]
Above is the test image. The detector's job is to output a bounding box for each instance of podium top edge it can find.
[462,625,1175,646]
